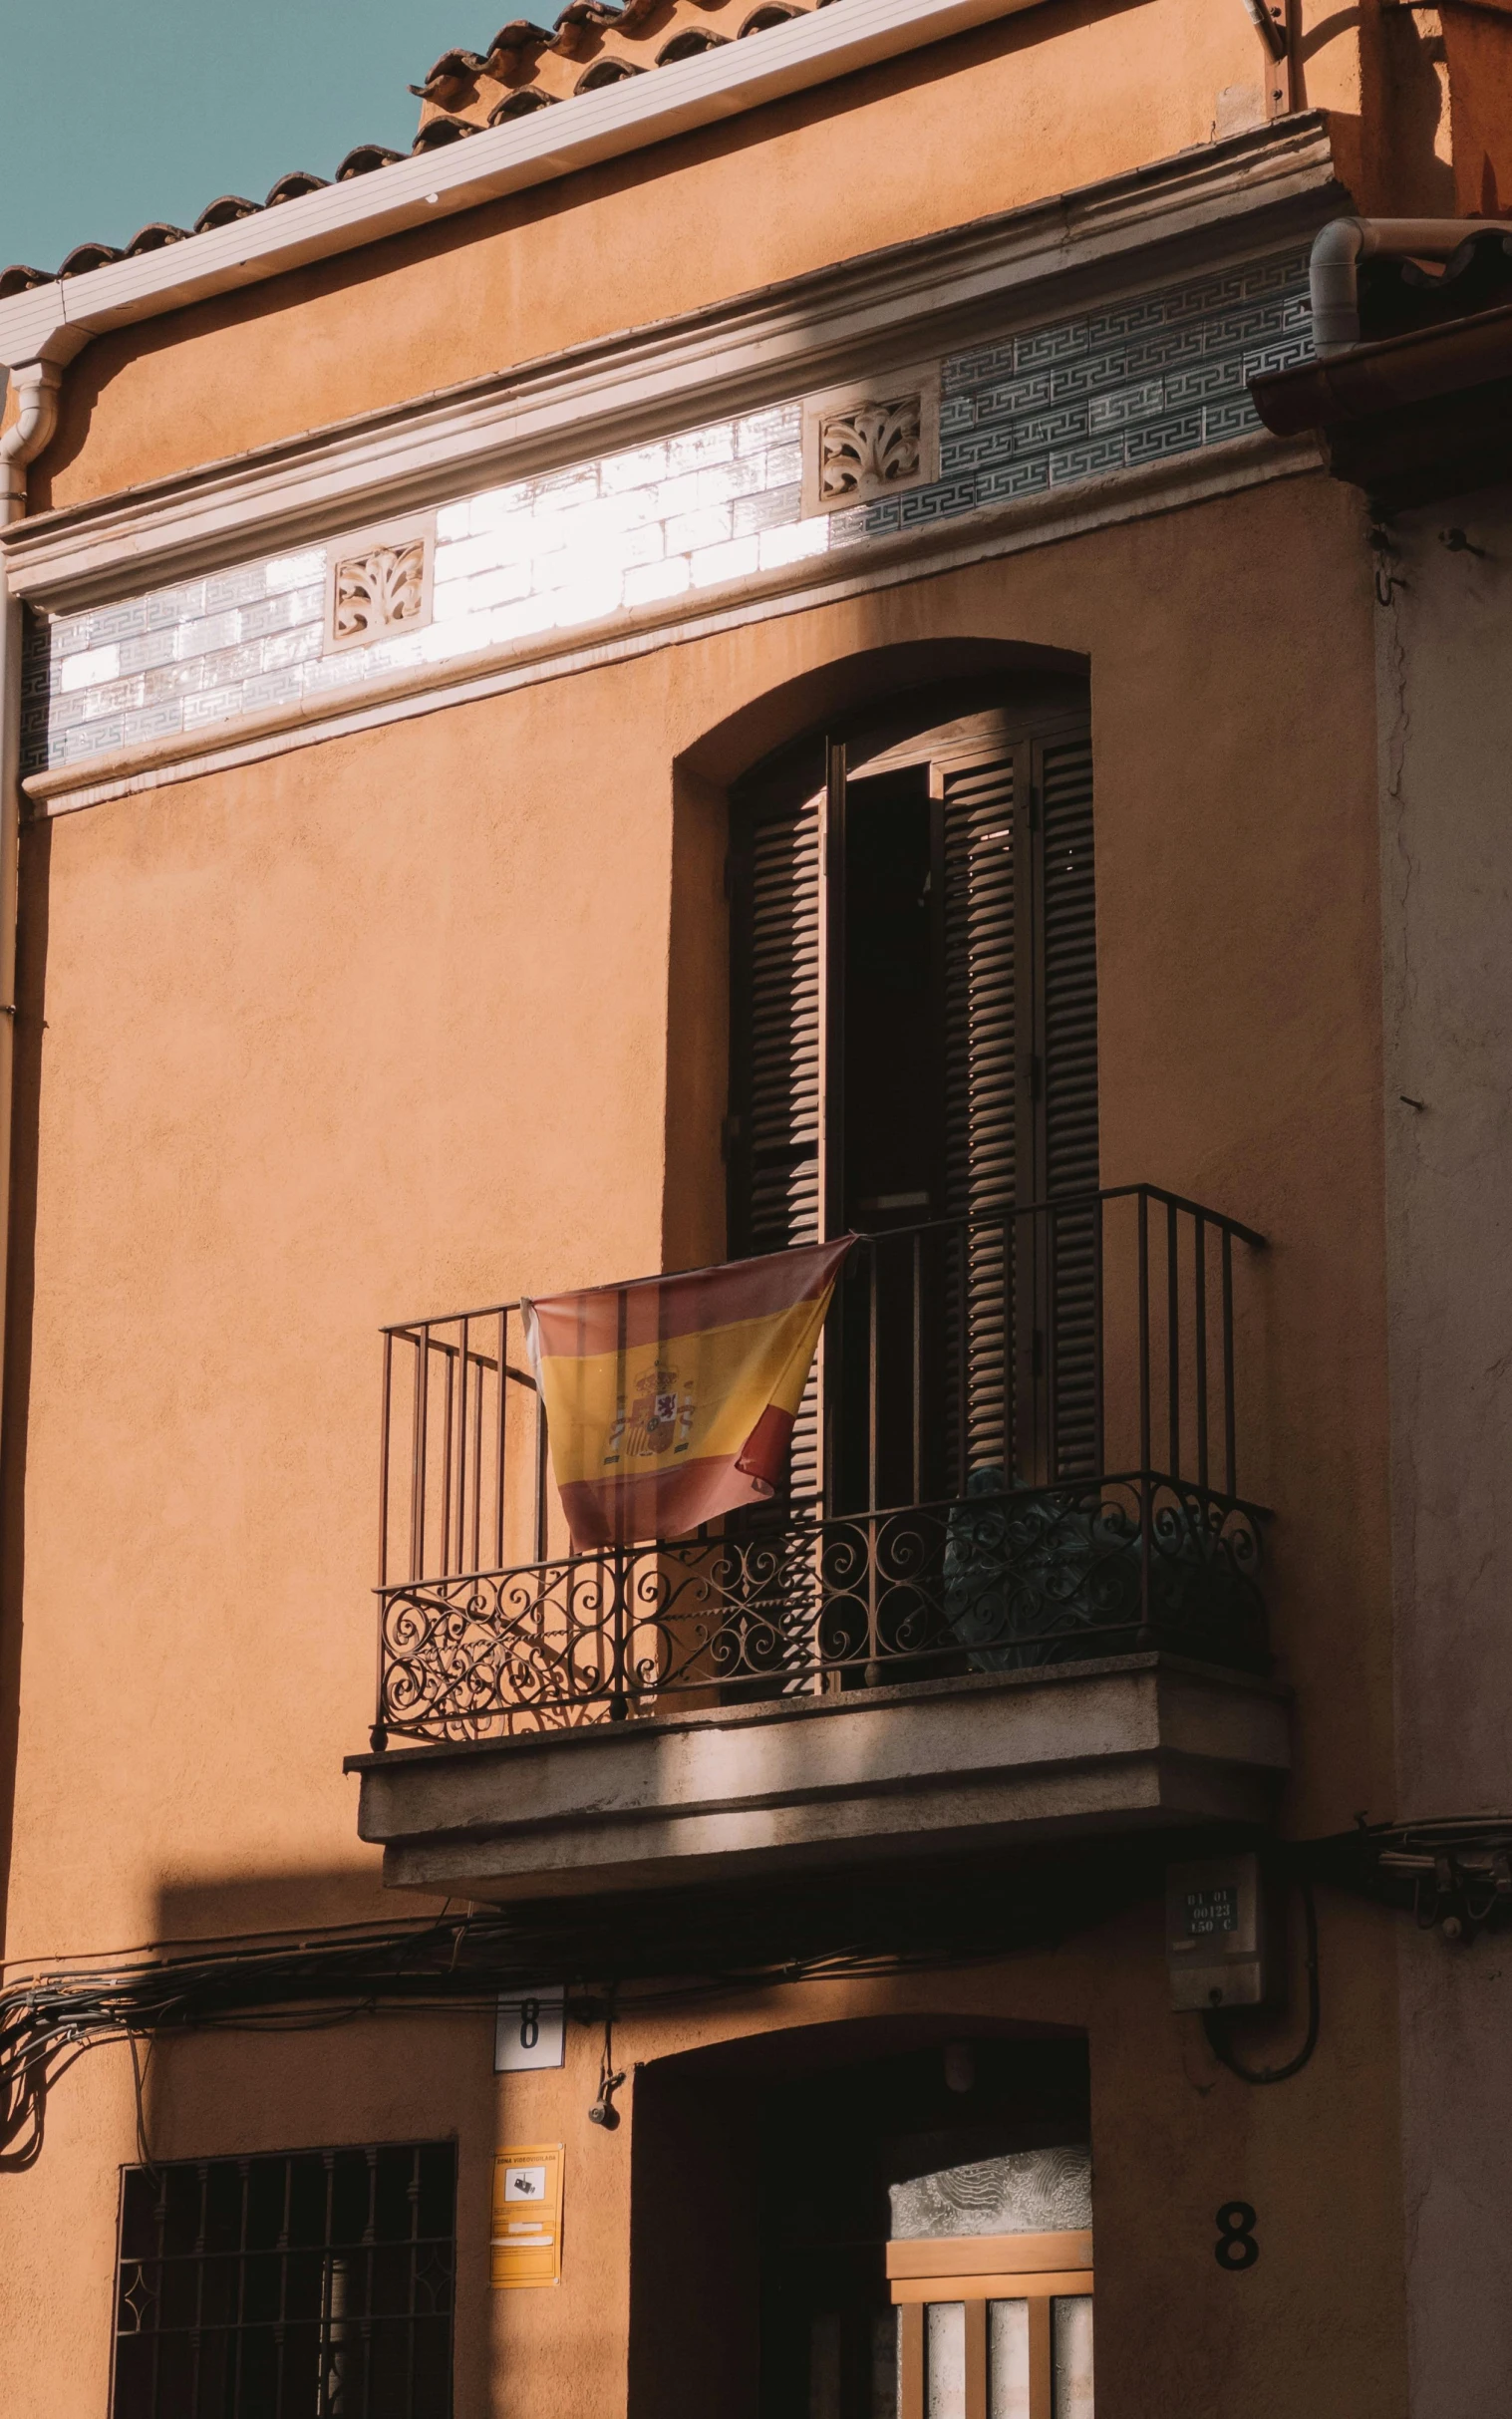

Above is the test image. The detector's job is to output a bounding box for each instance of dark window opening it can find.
[727,682,1098,1521]
[111,2139,455,2419]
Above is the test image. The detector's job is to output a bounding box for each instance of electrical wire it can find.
[1201,1879,1320,2085]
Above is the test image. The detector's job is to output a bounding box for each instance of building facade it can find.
[0,2,1510,2413]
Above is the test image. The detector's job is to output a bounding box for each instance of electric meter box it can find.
[1165,1853,1275,2011]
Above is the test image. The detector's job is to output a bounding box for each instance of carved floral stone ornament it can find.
[819,396,923,501]
[324,514,436,654]
[801,362,941,518]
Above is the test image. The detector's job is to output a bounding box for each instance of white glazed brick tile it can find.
[354,631,432,678]
[415,618,494,666]
[48,613,95,659]
[689,535,760,589]
[736,403,801,454]
[119,627,179,675]
[241,669,305,715]
[436,563,534,619]
[59,643,122,694]
[654,468,707,519]
[665,505,732,555]
[286,583,325,627]
[696,456,765,507]
[618,525,666,571]
[435,530,519,582]
[182,687,246,729]
[667,424,735,472]
[467,480,535,533]
[436,499,473,541]
[557,488,663,543]
[763,442,802,487]
[601,440,668,493]
[529,469,602,515]
[261,622,324,673]
[490,595,559,647]
[83,675,146,721]
[624,557,692,609]
[300,654,367,698]
[123,700,185,746]
[265,546,327,595]
[758,517,832,570]
[551,570,625,626]
[177,612,243,661]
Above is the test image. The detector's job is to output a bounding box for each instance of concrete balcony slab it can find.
[347,1653,1290,1901]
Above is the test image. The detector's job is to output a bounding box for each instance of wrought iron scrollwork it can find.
[376,1472,1267,1741]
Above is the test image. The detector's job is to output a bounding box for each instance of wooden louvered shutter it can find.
[727,785,823,1508]
[939,720,1099,1488]
[941,751,1021,1486]
[1039,729,1100,1476]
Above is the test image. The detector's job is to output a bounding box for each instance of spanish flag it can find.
[520,1237,853,1550]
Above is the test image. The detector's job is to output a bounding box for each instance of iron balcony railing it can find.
[371,1187,1269,1745]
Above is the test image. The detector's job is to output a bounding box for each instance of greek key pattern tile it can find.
[23,249,1311,774]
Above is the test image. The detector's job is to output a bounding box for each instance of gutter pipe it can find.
[0,362,62,1458]
[1311,217,1502,354]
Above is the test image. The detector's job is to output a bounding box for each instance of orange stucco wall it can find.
[0,458,1399,2412]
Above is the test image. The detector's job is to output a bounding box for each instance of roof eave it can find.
[0,0,1046,377]
[1250,301,1512,504]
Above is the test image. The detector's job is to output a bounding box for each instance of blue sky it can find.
[0,1,483,274]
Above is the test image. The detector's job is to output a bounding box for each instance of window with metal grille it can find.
[112,2139,455,2419]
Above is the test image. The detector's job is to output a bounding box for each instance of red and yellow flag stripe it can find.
[521,1237,853,1549]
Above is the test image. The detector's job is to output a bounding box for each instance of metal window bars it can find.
[372,1188,1268,1745]
[112,2141,455,2419]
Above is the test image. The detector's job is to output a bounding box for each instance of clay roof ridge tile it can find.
[125,222,191,256]
[0,265,53,299]
[193,195,263,233]
[58,240,126,278]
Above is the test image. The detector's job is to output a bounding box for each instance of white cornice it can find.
[0,0,1050,376]
[25,428,1323,818]
[3,115,1341,611]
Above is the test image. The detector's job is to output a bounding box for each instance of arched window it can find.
[726,677,1098,1510]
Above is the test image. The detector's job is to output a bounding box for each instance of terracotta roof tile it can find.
[124,222,190,254]
[193,195,261,231]
[59,240,126,278]
[264,171,330,205]
[336,144,408,179]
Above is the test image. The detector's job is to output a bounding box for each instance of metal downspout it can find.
[0,362,62,1459]
[1311,218,1502,355]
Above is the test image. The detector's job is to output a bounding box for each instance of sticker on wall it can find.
[495,1985,566,2072]
[491,2144,564,2288]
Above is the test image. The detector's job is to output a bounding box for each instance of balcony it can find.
[350,1190,1290,1900]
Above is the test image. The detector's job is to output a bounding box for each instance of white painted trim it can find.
[1,114,1340,612]
[26,429,1323,816]
[0,0,1052,374]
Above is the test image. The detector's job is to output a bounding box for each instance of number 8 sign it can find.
[495,1985,566,2071]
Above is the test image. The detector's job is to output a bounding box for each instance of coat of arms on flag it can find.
[520,1237,853,1550]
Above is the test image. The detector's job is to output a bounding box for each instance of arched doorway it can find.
[627,2014,1094,2419]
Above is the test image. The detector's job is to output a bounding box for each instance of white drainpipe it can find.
[0,361,63,1452]
[1311,217,1501,355]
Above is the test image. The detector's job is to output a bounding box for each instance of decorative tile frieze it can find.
[21,249,1314,782]
[801,365,941,517]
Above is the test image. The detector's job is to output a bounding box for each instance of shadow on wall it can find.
[125,1866,491,2419]
[0,814,53,1968]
